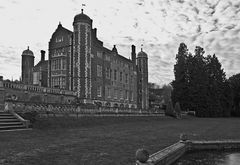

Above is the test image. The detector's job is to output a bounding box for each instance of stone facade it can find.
[48,23,73,90]
[137,49,149,109]
[20,10,149,109]
[2,80,75,104]
[33,50,48,87]
[47,10,149,109]
[72,12,92,100]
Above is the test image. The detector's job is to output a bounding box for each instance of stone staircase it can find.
[0,111,31,132]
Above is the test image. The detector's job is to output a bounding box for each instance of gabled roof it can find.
[33,60,48,72]
[51,23,72,38]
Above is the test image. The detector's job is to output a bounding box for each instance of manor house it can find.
[21,9,149,109]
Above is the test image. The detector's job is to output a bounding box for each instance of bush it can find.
[135,149,149,163]
[231,109,240,117]
[165,100,175,117]
[21,111,39,123]
[187,111,196,116]
[175,102,182,118]
[162,104,167,110]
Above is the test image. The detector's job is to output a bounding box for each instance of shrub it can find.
[135,149,149,163]
[162,104,167,110]
[175,102,182,118]
[187,111,196,116]
[21,111,39,123]
[165,100,175,117]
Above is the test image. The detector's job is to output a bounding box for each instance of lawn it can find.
[1,116,240,165]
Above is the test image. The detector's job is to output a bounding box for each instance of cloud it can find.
[0,45,21,79]
[10,0,18,4]
[193,7,199,14]
[0,0,239,86]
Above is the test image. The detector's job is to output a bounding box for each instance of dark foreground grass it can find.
[1,116,240,165]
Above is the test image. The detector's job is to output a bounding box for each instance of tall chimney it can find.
[131,45,136,65]
[41,50,45,61]
[93,28,97,38]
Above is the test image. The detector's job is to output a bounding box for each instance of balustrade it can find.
[3,81,75,96]
[3,100,152,116]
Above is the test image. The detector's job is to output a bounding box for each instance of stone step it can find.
[0,113,13,116]
[0,128,32,133]
[0,111,8,113]
[0,116,16,119]
[0,125,26,130]
[0,112,29,132]
[0,118,19,122]
[0,122,23,126]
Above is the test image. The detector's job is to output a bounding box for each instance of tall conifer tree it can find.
[172,44,230,117]
[229,73,240,116]
[172,43,189,110]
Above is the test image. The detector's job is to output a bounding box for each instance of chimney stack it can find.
[93,28,97,38]
[131,45,136,65]
[41,50,45,61]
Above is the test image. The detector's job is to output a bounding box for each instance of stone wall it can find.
[136,142,187,165]
[189,140,240,151]
[0,76,5,110]
[136,140,240,165]
[1,78,76,105]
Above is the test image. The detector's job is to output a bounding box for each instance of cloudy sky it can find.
[0,0,240,86]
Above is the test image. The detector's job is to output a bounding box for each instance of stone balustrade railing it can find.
[135,138,240,165]
[4,100,158,115]
[3,81,75,96]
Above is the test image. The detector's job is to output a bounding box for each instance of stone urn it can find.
[180,133,188,142]
[136,148,149,163]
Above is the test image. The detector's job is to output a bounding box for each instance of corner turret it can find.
[137,48,149,109]
[21,46,35,85]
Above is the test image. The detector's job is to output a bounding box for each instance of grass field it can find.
[1,116,240,165]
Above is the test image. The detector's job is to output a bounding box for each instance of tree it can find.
[172,44,229,117]
[175,102,182,119]
[162,84,173,104]
[205,54,228,117]
[229,74,240,116]
[165,100,175,117]
[220,81,232,117]
[187,46,209,117]
[149,83,165,109]
[172,43,189,111]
